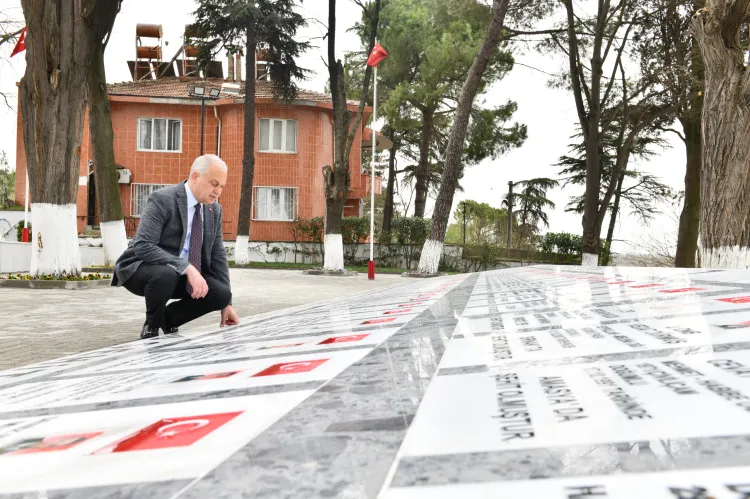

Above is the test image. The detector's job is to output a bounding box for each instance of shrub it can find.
[16,220,31,242]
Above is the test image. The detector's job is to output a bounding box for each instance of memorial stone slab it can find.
[1,266,750,498]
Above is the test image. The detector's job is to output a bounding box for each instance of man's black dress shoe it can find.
[164,326,179,334]
[140,320,160,339]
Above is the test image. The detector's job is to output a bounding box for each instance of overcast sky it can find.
[0,0,687,254]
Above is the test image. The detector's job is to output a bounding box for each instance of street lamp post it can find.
[506,181,513,249]
[189,85,221,156]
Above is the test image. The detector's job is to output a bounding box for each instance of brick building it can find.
[14,75,385,241]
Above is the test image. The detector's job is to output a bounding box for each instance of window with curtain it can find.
[254,187,297,221]
[258,119,297,153]
[137,118,182,152]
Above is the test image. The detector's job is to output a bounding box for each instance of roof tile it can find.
[107,77,337,103]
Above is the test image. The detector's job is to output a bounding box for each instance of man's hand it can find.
[186,265,209,299]
[221,305,240,327]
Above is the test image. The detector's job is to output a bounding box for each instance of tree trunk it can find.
[417,0,511,274]
[605,169,625,250]
[580,121,602,266]
[19,0,120,278]
[413,109,433,217]
[235,23,257,265]
[323,0,352,271]
[381,134,397,236]
[88,41,126,266]
[674,117,702,268]
[692,3,750,268]
[322,0,379,271]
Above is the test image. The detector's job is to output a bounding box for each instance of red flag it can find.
[10,27,26,57]
[366,42,387,67]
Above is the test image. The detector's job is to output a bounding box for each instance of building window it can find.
[131,183,169,217]
[138,118,182,152]
[254,187,297,221]
[259,119,296,153]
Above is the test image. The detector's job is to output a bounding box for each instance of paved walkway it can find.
[0,269,405,370]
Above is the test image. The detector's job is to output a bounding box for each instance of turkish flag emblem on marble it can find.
[318,334,369,345]
[718,296,750,304]
[384,309,411,314]
[659,287,703,294]
[1,432,102,455]
[252,359,328,376]
[360,317,396,325]
[93,413,241,453]
[173,371,239,382]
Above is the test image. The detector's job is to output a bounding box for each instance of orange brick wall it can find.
[15,96,372,242]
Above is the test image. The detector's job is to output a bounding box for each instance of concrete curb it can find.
[303,269,359,277]
[0,278,113,290]
[81,267,113,273]
[401,272,444,278]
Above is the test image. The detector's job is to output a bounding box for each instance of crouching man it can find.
[112,154,240,339]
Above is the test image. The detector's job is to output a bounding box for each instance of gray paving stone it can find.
[0,269,405,370]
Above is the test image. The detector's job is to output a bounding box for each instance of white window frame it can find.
[258,118,297,154]
[131,183,169,217]
[137,117,183,153]
[252,186,298,222]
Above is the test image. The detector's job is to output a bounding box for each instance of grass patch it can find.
[0,205,26,212]
[228,261,462,275]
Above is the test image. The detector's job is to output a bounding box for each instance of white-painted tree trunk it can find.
[323,233,344,271]
[29,203,82,277]
[700,245,750,269]
[235,235,250,265]
[418,239,443,274]
[100,220,127,266]
[581,252,599,267]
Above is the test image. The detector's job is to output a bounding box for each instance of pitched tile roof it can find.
[107,77,339,103]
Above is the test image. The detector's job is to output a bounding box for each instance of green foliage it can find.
[347,0,526,199]
[0,151,14,209]
[445,200,514,246]
[391,217,430,269]
[15,220,30,243]
[503,178,558,246]
[341,216,371,264]
[557,119,673,223]
[391,217,429,245]
[299,217,324,243]
[192,0,310,102]
[341,216,370,245]
[3,272,110,281]
[539,232,582,256]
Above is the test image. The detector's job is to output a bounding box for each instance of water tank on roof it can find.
[136,24,163,38]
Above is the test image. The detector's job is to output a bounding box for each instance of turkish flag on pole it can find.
[366,42,387,67]
[10,27,27,57]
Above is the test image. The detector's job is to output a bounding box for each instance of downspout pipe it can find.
[213,105,222,157]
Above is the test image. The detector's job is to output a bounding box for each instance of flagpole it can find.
[22,172,29,242]
[368,46,378,280]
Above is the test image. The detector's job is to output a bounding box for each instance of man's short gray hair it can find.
[190,154,228,176]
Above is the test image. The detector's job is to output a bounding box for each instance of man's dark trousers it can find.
[123,264,232,330]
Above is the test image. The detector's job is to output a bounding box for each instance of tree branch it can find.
[344,0,380,158]
[656,126,686,142]
[601,16,635,110]
[0,27,23,47]
[721,0,750,49]
[562,0,589,136]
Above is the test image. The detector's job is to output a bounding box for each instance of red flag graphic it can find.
[10,27,27,57]
[366,42,388,67]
